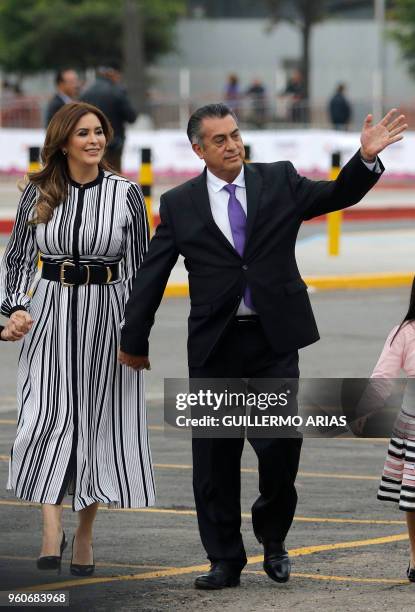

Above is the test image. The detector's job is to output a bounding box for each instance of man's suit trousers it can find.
[189,317,302,567]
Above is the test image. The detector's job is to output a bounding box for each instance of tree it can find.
[389,0,415,78]
[0,0,185,74]
[263,0,327,101]
[123,0,146,112]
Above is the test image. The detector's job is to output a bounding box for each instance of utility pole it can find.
[122,0,146,113]
[373,0,386,120]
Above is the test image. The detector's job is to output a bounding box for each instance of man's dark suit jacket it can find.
[45,93,66,126]
[80,77,137,150]
[121,151,383,367]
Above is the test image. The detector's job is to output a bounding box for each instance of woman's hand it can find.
[1,322,24,341]
[350,415,369,436]
[2,310,34,341]
[10,310,33,335]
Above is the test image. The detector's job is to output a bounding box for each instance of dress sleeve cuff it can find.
[9,305,28,315]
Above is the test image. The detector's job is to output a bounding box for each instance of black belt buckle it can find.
[60,260,90,287]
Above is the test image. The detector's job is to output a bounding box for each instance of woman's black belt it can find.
[41,260,120,287]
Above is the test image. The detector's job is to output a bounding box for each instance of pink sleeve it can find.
[355,326,406,419]
[371,325,405,378]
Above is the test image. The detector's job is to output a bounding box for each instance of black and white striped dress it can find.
[0,170,156,511]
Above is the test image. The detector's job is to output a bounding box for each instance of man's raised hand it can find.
[360,108,408,162]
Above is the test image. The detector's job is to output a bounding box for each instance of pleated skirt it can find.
[377,409,415,511]
[7,278,156,511]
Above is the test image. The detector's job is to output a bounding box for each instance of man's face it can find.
[192,114,245,179]
[60,70,80,98]
[109,69,121,83]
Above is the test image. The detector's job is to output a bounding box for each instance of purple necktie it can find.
[223,183,254,310]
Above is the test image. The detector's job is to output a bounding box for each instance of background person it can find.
[45,69,80,126]
[119,102,406,590]
[245,78,268,128]
[0,101,155,576]
[81,66,137,172]
[283,69,307,124]
[224,73,242,118]
[328,83,352,130]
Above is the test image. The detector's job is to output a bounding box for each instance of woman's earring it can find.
[62,149,67,156]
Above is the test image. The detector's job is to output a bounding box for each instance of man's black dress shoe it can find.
[194,561,242,590]
[407,564,415,582]
[263,541,291,583]
[36,531,67,573]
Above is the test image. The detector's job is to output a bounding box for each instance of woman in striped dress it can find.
[364,277,415,581]
[0,102,155,575]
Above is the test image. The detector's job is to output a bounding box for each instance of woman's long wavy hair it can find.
[27,102,114,225]
[391,276,415,344]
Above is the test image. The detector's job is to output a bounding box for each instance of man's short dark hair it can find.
[55,69,74,85]
[187,103,237,145]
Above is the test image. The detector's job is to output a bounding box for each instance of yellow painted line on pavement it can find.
[246,570,408,585]
[155,462,193,470]
[0,499,197,517]
[164,273,413,297]
[20,532,409,592]
[3,557,409,581]
[156,463,380,481]
[23,564,212,591]
[298,470,378,481]
[338,437,388,443]
[294,516,405,525]
[0,499,405,525]
[0,420,389,444]
[0,555,172,571]
[0,420,164,431]
[284,533,408,559]
[0,457,380,481]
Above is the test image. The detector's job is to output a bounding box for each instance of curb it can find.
[0,221,14,234]
[154,208,415,228]
[2,207,415,235]
[165,272,414,297]
[305,272,414,291]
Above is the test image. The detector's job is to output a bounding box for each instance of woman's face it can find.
[65,113,106,168]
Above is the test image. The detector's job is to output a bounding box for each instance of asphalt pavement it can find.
[1,290,415,612]
[1,173,415,610]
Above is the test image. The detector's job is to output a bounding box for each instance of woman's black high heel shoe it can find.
[70,535,95,577]
[407,563,415,582]
[37,531,67,573]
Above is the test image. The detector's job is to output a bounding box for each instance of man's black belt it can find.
[41,260,120,287]
[234,315,260,324]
